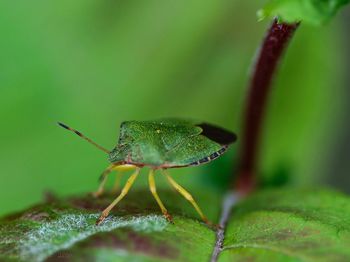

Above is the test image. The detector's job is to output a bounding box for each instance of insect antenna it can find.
[57,122,110,154]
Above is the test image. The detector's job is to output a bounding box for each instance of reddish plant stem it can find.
[236,19,299,194]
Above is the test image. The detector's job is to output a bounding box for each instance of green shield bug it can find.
[58,119,237,226]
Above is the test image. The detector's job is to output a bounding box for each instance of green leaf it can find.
[2,188,350,261]
[220,188,350,261]
[0,189,220,261]
[258,0,350,25]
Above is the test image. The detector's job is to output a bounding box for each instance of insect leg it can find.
[94,164,136,197]
[110,164,136,194]
[148,169,173,223]
[111,172,124,194]
[92,165,115,198]
[162,170,210,226]
[96,167,140,225]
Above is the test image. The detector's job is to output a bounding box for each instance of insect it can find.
[58,119,237,226]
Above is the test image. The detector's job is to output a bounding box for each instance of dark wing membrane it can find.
[196,123,237,145]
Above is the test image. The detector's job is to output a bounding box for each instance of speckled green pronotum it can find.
[58,119,237,226]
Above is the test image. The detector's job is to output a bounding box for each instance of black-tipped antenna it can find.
[58,122,110,154]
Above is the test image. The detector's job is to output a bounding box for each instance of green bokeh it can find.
[0,1,346,215]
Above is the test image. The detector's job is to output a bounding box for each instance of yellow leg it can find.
[162,170,209,225]
[148,170,173,222]
[111,172,124,194]
[92,165,115,198]
[96,167,140,225]
[93,164,136,198]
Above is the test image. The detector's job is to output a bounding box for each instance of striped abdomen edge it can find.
[189,145,228,166]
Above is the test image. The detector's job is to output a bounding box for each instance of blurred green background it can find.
[0,1,348,216]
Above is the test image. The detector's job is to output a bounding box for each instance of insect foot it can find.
[96,211,109,225]
[206,220,221,231]
[91,190,103,198]
[164,212,174,224]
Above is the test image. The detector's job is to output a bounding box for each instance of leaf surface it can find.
[220,188,350,261]
[0,189,220,262]
[2,188,350,261]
